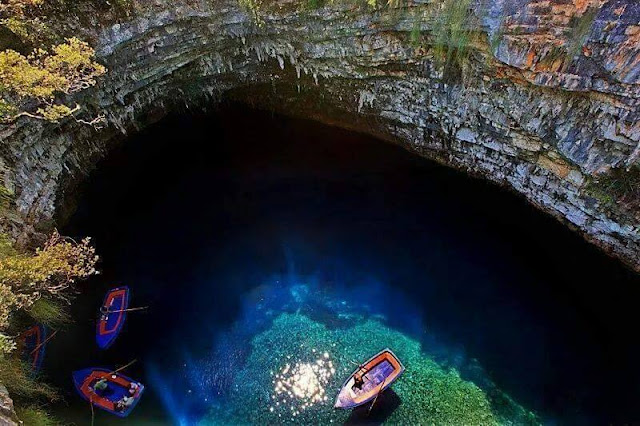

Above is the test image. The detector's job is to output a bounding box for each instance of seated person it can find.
[129,382,139,395]
[353,373,365,390]
[99,304,111,320]
[115,395,135,412]
[92,377,108,393]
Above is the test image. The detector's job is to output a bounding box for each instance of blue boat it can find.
[72,367,144,417]
[19,324,47,374]
[96,286,130,349]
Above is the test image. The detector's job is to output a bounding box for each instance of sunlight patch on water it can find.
[270,353,334,415]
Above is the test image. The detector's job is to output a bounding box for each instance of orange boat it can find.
[334,348,405,409]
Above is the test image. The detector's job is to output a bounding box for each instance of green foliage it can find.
[0,332,16,353]
[238,0,265,26]
[0,49,65,98]
[15,405,60,426]
[0,0,107,123]
[26,298,70,327]
[0,184,12,210]
[239,0,392,25]
[0,230,96,423]
[0,0,51,45]
[0,37,106,122]
[586,166,640,210]
[0,356,57,400]
[0,231,98,349]
[566,7,598,58]
[0,0,44,23]
[0,233,15,260]
[431,0,474,74]
[410,18,421,47]
[305,0,323,10]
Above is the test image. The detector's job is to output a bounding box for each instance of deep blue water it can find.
[48,106,640,425]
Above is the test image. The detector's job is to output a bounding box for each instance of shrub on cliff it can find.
[0,229,97,423]
[14,405,59,426]
[430,0,474,74]
[0,37,106,122]
[0,0,106,123]
[0,230,98,353]
[587,166,640,212]
[0,356,57,400]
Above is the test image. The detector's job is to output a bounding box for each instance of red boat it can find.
[72,368,144,417]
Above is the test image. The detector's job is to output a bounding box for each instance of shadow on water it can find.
[46,104,640,425]
[345,390,402,425]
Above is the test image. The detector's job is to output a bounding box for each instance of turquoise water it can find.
[158,279,536,425]
[50,106,640,425]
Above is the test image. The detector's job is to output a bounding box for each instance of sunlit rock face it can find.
[0,0,638,269]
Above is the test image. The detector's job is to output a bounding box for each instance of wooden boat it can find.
[334,348,405,409]
[72,367,144,418]
[18,325,47,374]
[97,286,130,349]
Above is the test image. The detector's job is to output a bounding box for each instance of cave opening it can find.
[45,104,640,425]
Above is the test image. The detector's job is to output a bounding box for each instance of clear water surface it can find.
[45,106,640,425]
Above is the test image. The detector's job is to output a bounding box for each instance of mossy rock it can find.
[202,313,535,425]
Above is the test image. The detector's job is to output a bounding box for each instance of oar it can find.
[89,395,95,426]
[367,375,387,416]
[106,306,148,314]
[109,359,137,376]
[29,330,58,355]
[348,360,369,374]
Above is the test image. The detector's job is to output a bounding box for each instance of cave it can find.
[32,105,639,425]
[0,0,638,424]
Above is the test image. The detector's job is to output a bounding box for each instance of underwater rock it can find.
[201,313,537,425]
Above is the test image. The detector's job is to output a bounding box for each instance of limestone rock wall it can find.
[0,385,18,426]
[0,0,638,270]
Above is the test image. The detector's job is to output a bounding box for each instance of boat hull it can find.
[334,348,405,409]
[96,286,129,349]
[72,367,144,418]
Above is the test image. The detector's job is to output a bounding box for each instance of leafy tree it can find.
[0,37,106,122]
[0,231,98,353]
[0,0,106,123]
[0,0,49,43]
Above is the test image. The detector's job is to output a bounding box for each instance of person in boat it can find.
[353,373,365,390]
[353,364,368,390]
[115,395,135,412]
[99,305,110,320]
[129,382,139,395]
[93,377,109,393]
